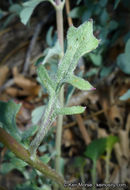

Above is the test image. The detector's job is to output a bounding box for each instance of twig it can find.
[64,101,120,129]
[1,41,29,66]
[0,78,14,93]
[65,0,73,26]
[75,114,91,145]
[23,22,43,74]
[23,11,54,74]
[55,0,64,177]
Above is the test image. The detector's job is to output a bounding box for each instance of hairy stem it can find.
[55,0,64,176]
[0,128,66,188]
[29,96,56,156]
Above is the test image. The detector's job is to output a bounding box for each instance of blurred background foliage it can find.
[0,0,130,189]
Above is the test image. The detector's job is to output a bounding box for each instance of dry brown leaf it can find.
[17,105,31,123]
[13,75,40,96]
[5,87,20,97]
[98,128,108,138]
[12,66,19,76]
[68,91,98,106]
[62,129,75,147]
[0,66,9,87]
[5,85,40,97]
[14,75,36,89]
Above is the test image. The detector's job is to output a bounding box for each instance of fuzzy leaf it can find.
[0,100,21,141]
[37,64,55,95]
[42,41,62,65]
[20,0,45,25]
[31,105,45,125]
[57,21,100,81]
[66,75,94,91]
[55,106,86,115]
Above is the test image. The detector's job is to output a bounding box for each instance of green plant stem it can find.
[80,166,85,190]
[105,149,111,185]
[56,1,64,51]
[29,96,57,156]
[0,128,68,189]
[55,0,64,175]
[91,160,97,190]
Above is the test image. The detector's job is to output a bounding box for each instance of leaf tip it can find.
[91,87,96,91]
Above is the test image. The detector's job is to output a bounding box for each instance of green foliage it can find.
[84,138,107,162]
[0,3,22,29]
[69,6,86,19]
[21,125,38,142]
[0,153,27,174]
[117,39,130,74]
[57,21,99,81]
[66,75,94,90]
[114,0,121,9]
[74,156,86,168]
[0,100,21,141]
[10,157,27,168]
[42,41,62,65]
[31,105,45,125]
[29,20,99,156]
[85,136,118,162]
[100,65,114,78]
[69,0,122,79]
[106,135,119,153]
[37,64,56,95]
[46,26,56,47]
[40,154,51,164]
[0,2,101,187]
[19,0,55,25]
[0,162,15,174]
[89,53,102,66]
[20,0,46,25]
[9,3,22,14]
[55,106,86,115]
[119,89,130,101]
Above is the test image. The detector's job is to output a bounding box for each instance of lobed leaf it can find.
[66,75,94,91]
[55,106,86,115]
[57,21,100,81]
